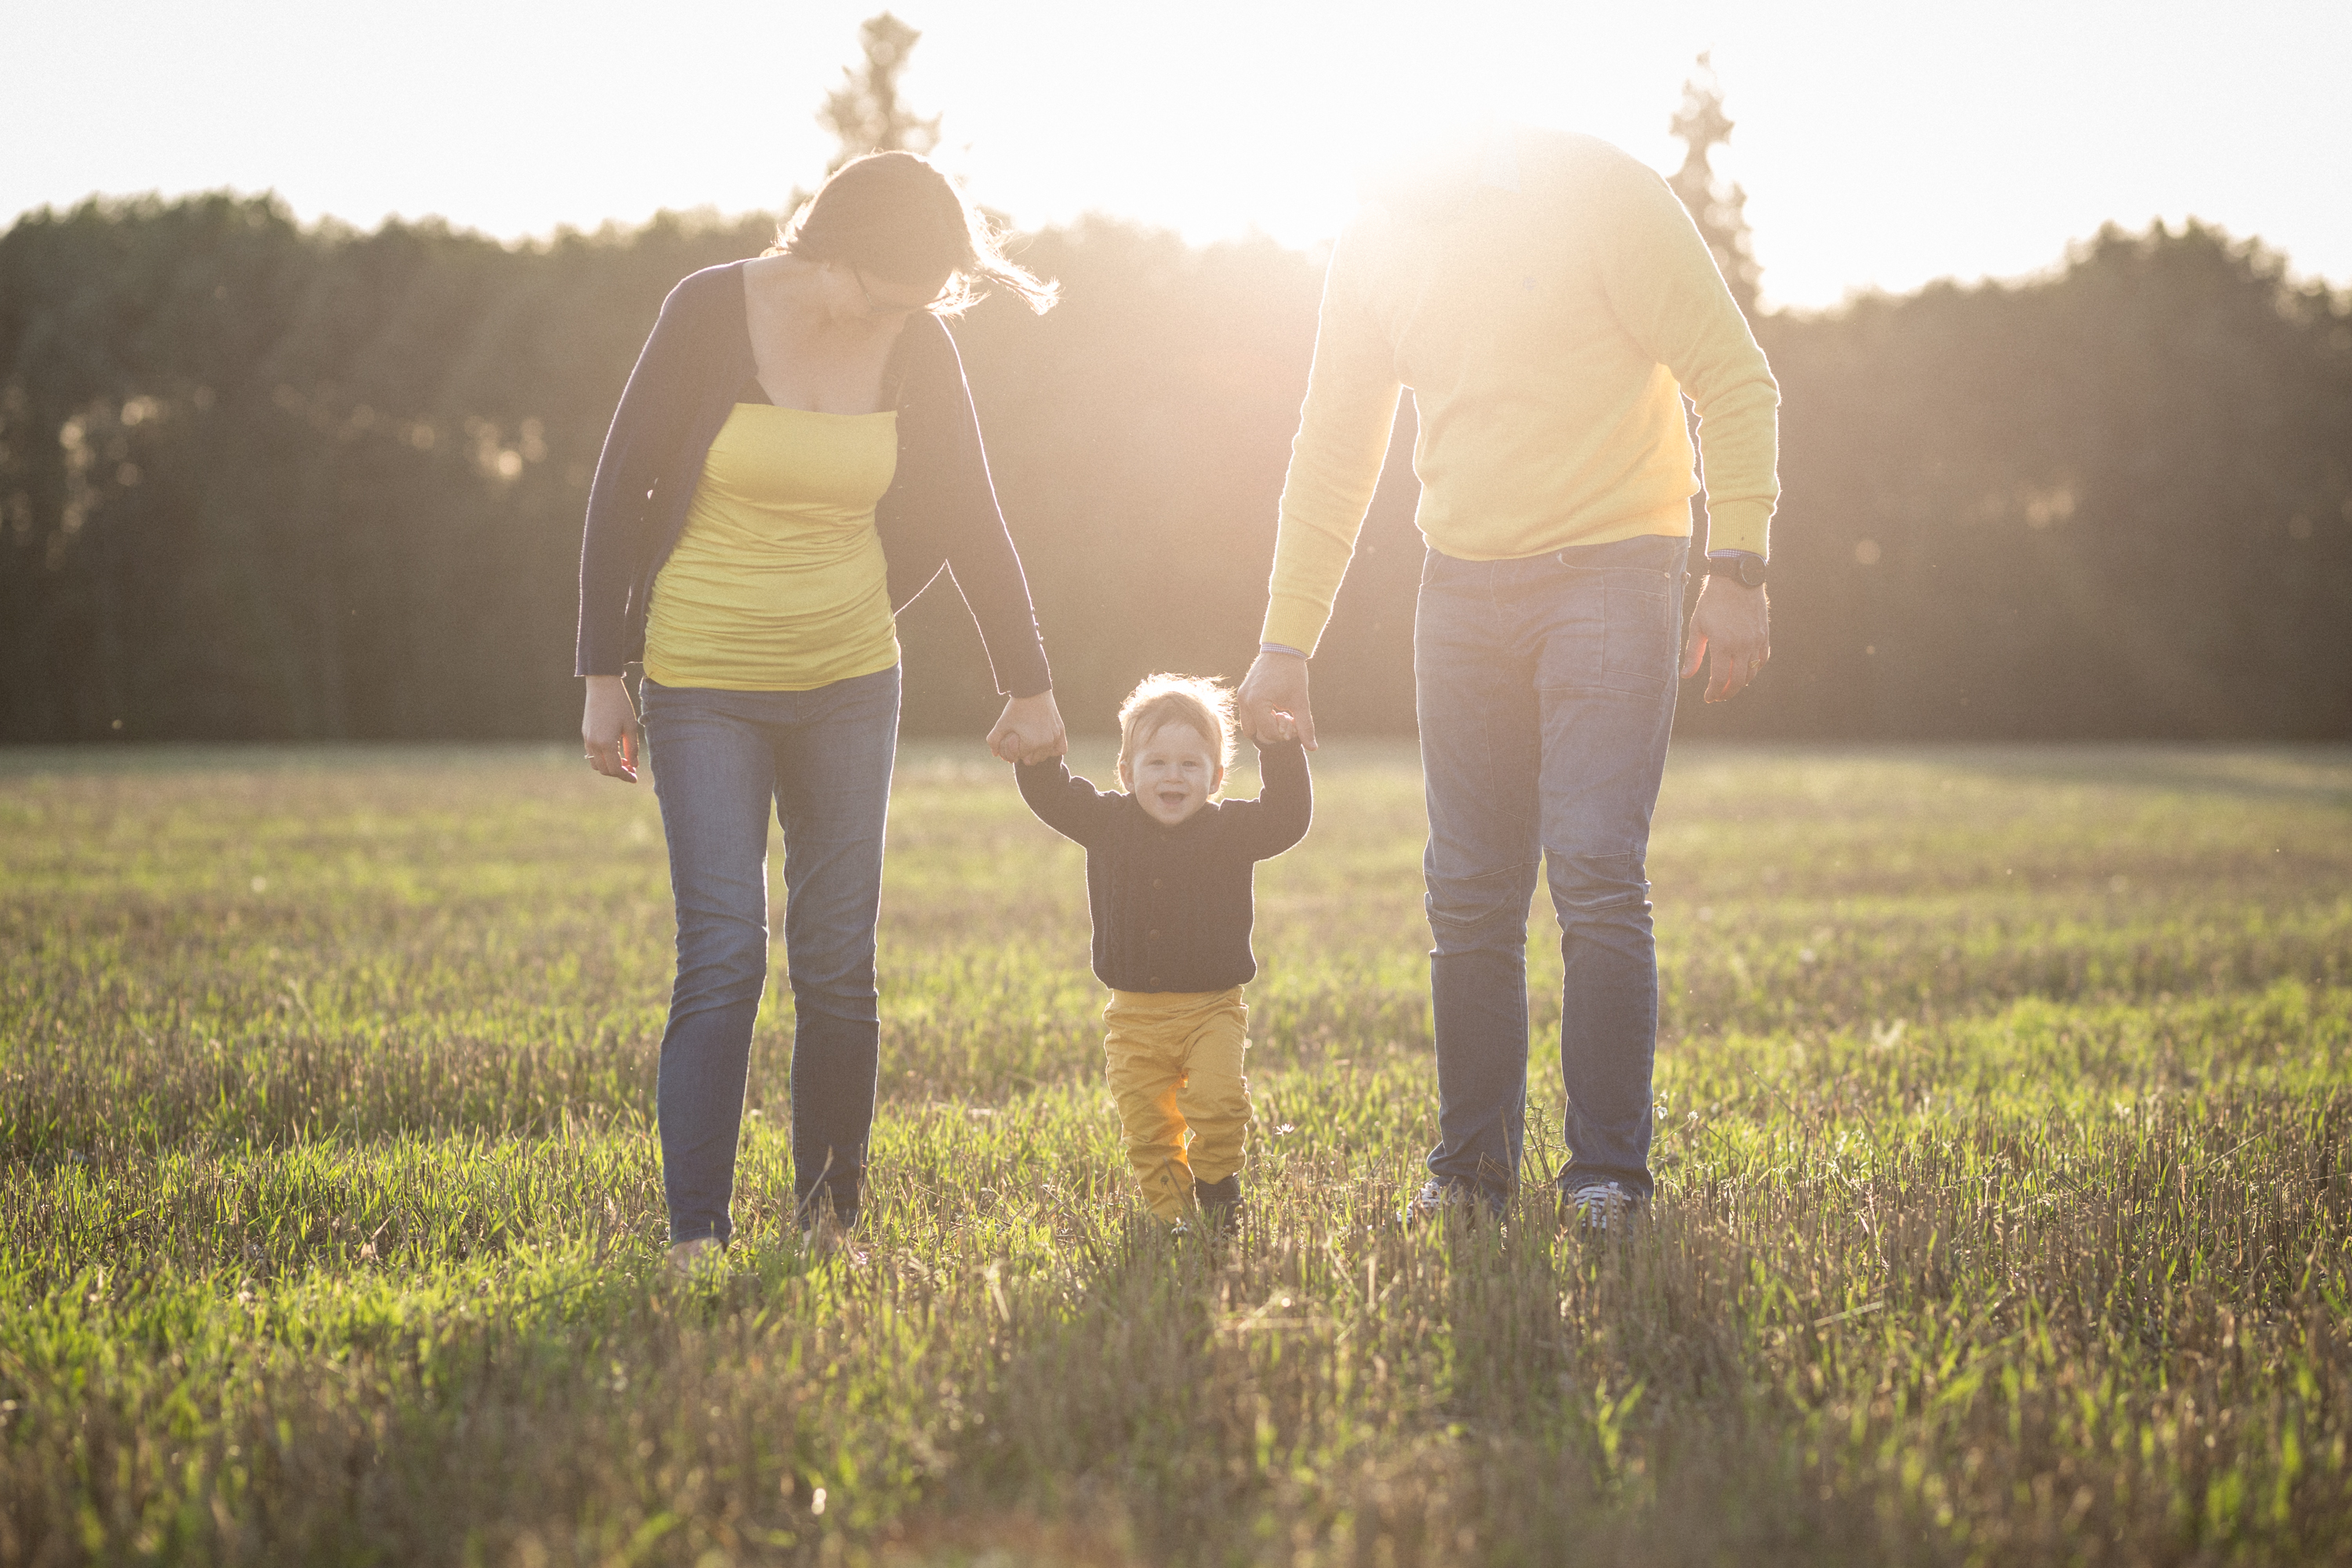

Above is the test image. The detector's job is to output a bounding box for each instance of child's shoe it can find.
[1193,1173,1242,1239]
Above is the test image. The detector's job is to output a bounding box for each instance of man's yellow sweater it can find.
[1261,129,1780,655]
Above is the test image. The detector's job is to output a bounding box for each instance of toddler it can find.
[1015,675,1312,1232]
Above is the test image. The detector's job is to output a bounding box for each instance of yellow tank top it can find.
[644,405,900,691]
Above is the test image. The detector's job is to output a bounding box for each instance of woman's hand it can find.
[582,675,641,782]
[988,690,1066,764]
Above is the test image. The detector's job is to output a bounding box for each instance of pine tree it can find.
[819,13,942,172]
[1668,53,1762,319]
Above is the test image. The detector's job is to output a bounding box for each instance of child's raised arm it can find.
[1014,757,1123,848]
[1225,739,1312,860]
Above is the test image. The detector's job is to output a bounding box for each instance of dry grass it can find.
[4,741,2350,1565]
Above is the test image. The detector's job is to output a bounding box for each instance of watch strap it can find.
[1704,550,1767,586]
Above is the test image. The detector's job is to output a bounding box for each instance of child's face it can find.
[1119,721,1224,826]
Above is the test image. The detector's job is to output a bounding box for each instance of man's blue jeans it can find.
[641,666,899,1243]
[1414,535,1686,1203]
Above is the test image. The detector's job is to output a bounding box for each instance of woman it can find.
[575,152,1066,1272]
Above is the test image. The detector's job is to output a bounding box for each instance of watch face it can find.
[1737,555,1767,586]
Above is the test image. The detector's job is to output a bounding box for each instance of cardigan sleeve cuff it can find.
[993,639,1053,699]
[997,648,1054,700]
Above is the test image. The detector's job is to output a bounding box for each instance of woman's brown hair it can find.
[768,151,1056,317]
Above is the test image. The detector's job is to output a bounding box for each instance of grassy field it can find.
[4,740,2350,1566]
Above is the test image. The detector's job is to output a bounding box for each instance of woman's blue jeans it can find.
[641,666,899,1243]
[1413,535,1686,1204]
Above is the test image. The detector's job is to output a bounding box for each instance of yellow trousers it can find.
[1103,986,1251,1222]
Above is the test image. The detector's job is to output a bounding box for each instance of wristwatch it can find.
[1704,551,1768,587]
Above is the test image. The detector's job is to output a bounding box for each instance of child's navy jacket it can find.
[1016,742,1311,992]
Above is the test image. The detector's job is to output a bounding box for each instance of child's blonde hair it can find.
[1116,674,1236,779]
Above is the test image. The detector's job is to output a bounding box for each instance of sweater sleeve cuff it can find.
[1259,594,1335,659]
[1701,500,1772,561]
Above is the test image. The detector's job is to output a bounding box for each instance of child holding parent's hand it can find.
[1013,674,1312,1234]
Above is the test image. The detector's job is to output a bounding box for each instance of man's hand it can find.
[1680,576,1771,703]
[582,674,640,782]
[989,690,1067,764]
[1236,648,1317,750]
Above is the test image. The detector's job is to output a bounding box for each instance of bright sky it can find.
[8,0,2347,312]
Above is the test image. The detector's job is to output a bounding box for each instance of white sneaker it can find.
[1562,1181,1636,1236]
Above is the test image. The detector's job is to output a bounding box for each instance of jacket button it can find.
[1152,878,1163,888]
[1148,929,1159,938]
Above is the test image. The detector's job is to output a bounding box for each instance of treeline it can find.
[2,193,2347,742]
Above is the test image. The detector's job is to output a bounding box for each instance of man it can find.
[1236,124,1778,1230]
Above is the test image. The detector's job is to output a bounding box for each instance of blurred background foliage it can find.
[2,33,2347,745]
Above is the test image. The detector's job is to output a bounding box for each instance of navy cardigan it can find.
[574,261,1052,696]
[1014,743,1312,992]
